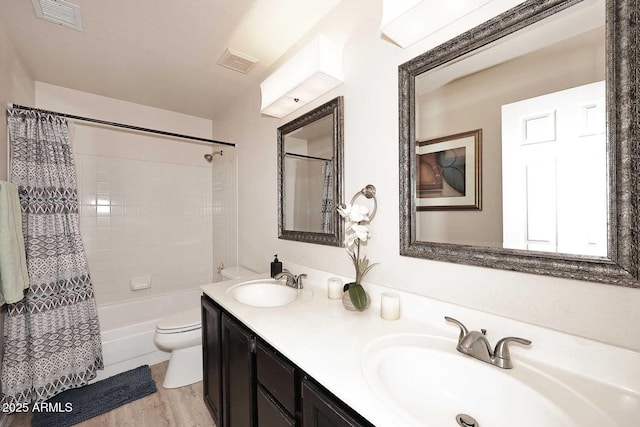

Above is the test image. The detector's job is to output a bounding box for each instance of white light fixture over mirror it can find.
[260,34,344,118]
[380,0,493,48]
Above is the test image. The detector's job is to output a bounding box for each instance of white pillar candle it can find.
[380,292,400,320]
[327,277,343,299]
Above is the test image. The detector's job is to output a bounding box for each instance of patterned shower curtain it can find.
[2,109,103,406]
[321,160,333,233]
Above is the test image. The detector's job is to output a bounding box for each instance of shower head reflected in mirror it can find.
[204,150,223,163]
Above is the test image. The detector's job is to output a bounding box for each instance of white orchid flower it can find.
[337,203,370,223]
[351,224,370,242]
[348,204,370,223]
[344,230,358,247]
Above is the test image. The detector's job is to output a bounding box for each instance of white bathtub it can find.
[92,288,203,382]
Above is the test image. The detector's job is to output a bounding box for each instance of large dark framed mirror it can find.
[399,0,640,287]
[278,96,344,246]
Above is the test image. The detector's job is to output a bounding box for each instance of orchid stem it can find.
[356,239,361,283]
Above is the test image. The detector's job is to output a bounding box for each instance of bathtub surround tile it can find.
[109,216,124,228]
[110,206,124,216]
[81,158,97,186]
[90,270,114,285]
[110,194,124,206]
[96,238,112,252]
[96,206,111,216]
[81,193,97,206]
[96,217,110,227]
[211,151,239,280]
[96,182,111,194]
[124,194,138,207]
[81,206,97,217]
[96,193,110,206]
[95,171,110,183]
[76,153,218,305]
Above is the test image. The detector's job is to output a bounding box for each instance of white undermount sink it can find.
[361,334,615,427]
[228,279,310,308]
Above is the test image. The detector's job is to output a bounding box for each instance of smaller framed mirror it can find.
[278,96,344,246]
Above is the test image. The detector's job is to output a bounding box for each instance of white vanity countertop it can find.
[201,264,640,427]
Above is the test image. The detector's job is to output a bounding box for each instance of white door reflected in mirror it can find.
[501,81,607,257]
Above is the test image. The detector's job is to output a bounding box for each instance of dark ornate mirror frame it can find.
[399,0,640,287]
[278,96,344,246]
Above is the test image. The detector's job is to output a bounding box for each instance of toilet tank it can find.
[221,265,256,281]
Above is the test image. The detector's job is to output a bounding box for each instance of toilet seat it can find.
[156,307,201,334]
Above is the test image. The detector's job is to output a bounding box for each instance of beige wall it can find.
[0,24,34,416]
[0,25,35,180]
[35,83,231,305]
[213,0,640,352]
[417,29,605,247]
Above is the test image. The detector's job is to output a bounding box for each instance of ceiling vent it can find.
[217,48,259,74]
[31,0,84,32]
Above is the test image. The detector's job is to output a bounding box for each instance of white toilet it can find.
[153,265,257,388]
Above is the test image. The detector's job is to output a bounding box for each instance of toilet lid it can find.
[156,307,201,333]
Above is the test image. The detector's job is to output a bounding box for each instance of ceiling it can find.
[0,0,343,119]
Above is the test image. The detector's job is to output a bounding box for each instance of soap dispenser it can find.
[270,255,282,278]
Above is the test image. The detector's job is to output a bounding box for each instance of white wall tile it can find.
[76,152,222,304]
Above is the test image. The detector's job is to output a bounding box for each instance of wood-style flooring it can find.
[10,361,215,427]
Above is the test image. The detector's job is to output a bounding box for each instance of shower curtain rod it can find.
[8,103,236,147]
[285,152,332,162]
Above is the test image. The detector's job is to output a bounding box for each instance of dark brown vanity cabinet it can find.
[202,295,373,427]
[221,314,256,427]
[201,296,223,425]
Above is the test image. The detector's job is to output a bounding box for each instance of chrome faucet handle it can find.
[274,271,295,287]
[295,273,307,289]
[444,316,469,343]
[493,337,532,368]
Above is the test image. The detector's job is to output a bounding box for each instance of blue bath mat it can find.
[31,365,157,427]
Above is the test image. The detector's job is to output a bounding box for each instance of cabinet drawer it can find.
[257,342,296,415]
[257,386,296,427]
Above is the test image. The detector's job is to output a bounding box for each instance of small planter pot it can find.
[342,283,371,311]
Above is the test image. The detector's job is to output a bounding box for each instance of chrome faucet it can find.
[274,270,307,289]
[445,316,531,369]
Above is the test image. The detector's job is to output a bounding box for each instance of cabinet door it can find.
[222,314,256,427]
[302,379,371,427]
[257,385,296,427]
[201,296,222,425]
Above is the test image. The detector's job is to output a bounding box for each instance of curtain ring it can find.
[349,184,377,221]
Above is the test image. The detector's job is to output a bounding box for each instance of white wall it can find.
[36,83,235,305]
[212,0,640,352]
